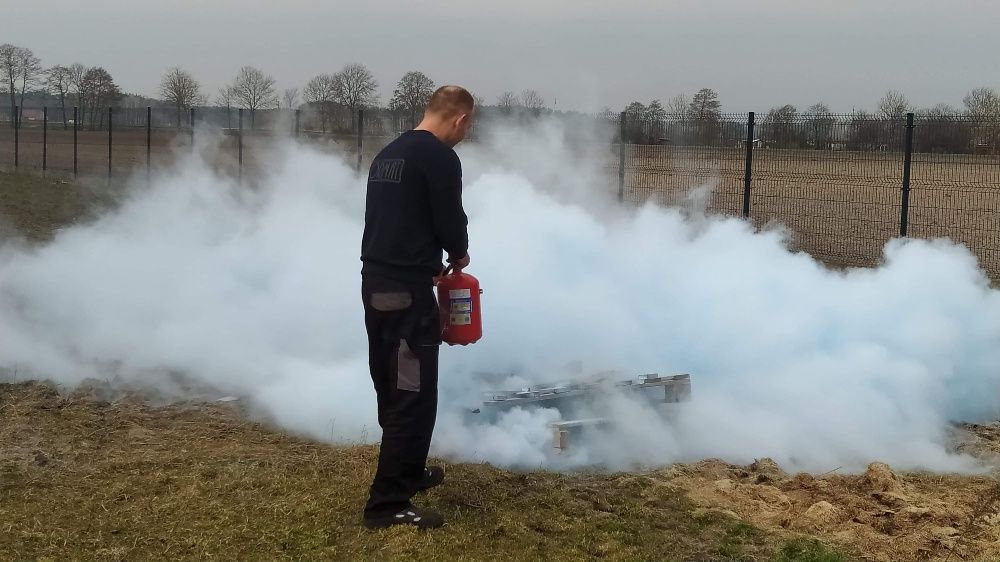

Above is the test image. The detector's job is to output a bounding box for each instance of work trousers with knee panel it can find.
[361,274,441,519]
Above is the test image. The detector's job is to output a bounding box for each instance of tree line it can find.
[1,41,556,134]
[4,40,999,151]
[621,88,1000,153]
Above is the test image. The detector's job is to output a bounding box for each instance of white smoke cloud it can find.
[1,122,999,475]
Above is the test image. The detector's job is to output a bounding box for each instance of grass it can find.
[0,170,123,243]
[0,381,858,562]
[772,540,849,562]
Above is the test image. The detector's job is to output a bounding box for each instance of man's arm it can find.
[426,151,469,263]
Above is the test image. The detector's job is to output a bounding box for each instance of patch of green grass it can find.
[715,520,767,561]
[772,538,851,562]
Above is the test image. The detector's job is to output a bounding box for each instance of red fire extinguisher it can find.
[435,265,483,345]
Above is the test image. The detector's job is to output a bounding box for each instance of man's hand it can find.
[448,253,471,272]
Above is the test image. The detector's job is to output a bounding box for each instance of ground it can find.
[1,170,1000,561]
[0,380,823,562]
[2,381,999,562]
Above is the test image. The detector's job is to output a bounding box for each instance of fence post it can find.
[238,108,244,183]
[73,106,78,178]
[899,112,915,237]
[357,108,365,174]
[743,111,756,218]
[190,107,195,151]
[13,105,18,169]
[294,109,300,138]
[618,111,626,203]
[146,106,152,182]
[43,107,48,173]
[108,107,113,180]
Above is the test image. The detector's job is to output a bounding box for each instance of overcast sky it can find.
[6,0,1000,113]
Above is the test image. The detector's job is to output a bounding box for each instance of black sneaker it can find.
[418,466,445,492]
[364,506,445,530]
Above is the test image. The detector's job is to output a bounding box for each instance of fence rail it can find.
[2,106,1000,281]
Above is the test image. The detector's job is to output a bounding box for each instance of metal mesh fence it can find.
[3,105,1000,281]
[617,113,747,215]
[909,117,1000,278]
[617,111,1000,279]
[747,115,904,268]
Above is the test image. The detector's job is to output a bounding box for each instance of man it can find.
[359,85,474,529]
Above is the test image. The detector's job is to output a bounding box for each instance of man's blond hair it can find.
[425,85,475,119]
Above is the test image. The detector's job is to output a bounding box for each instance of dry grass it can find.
[0,171,125,243]
[0,381,811,562]
[618,145,1000,278]
[7,379,1000,561]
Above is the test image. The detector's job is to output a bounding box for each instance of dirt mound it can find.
[955,421,1000,463]
[861,462,902,494]
[749,457,787,483]
[661,453,1000,562]
[801,501,841,529]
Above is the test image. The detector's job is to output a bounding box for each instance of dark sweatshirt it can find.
[361,130,469,285]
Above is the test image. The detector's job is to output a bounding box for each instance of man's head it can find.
[418,85,475,147]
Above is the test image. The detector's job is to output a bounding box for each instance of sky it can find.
[4,0,1000,114]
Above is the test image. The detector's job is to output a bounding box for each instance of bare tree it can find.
[389,71,435,128]
[689,88,722,145]
[46,65,73,127]
[804,102,835,150]
[621,101,646,143]
[159,67,203,128]
[689,88,721,121]
[0,44,16,115]
[230,66,279,129]
[666,94,690,118]
[961,88,1000,151]
[79,67,120,129]
[283,88,300,110]
[645,100,666,121]
[762,104,801,148]
[67,63,86,111]
[216,85,236,128]
[520,89,545,115]
[644,100,667,143]
[0,44,42,120]
[334,63,378,131]
[914,103,974,153]
[16,48,41,120]
[497,91,518,114]
[963,87,1000,119]
[303,73,340,132]
[877,90,910,120]
[624,101,646,116]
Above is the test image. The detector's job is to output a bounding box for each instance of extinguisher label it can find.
[448,289,473,325]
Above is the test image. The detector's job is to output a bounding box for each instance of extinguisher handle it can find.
[433,264,453,286]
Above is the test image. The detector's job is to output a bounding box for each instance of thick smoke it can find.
[1,123,999,475]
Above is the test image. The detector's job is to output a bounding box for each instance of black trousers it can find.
[361,274,441,519]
